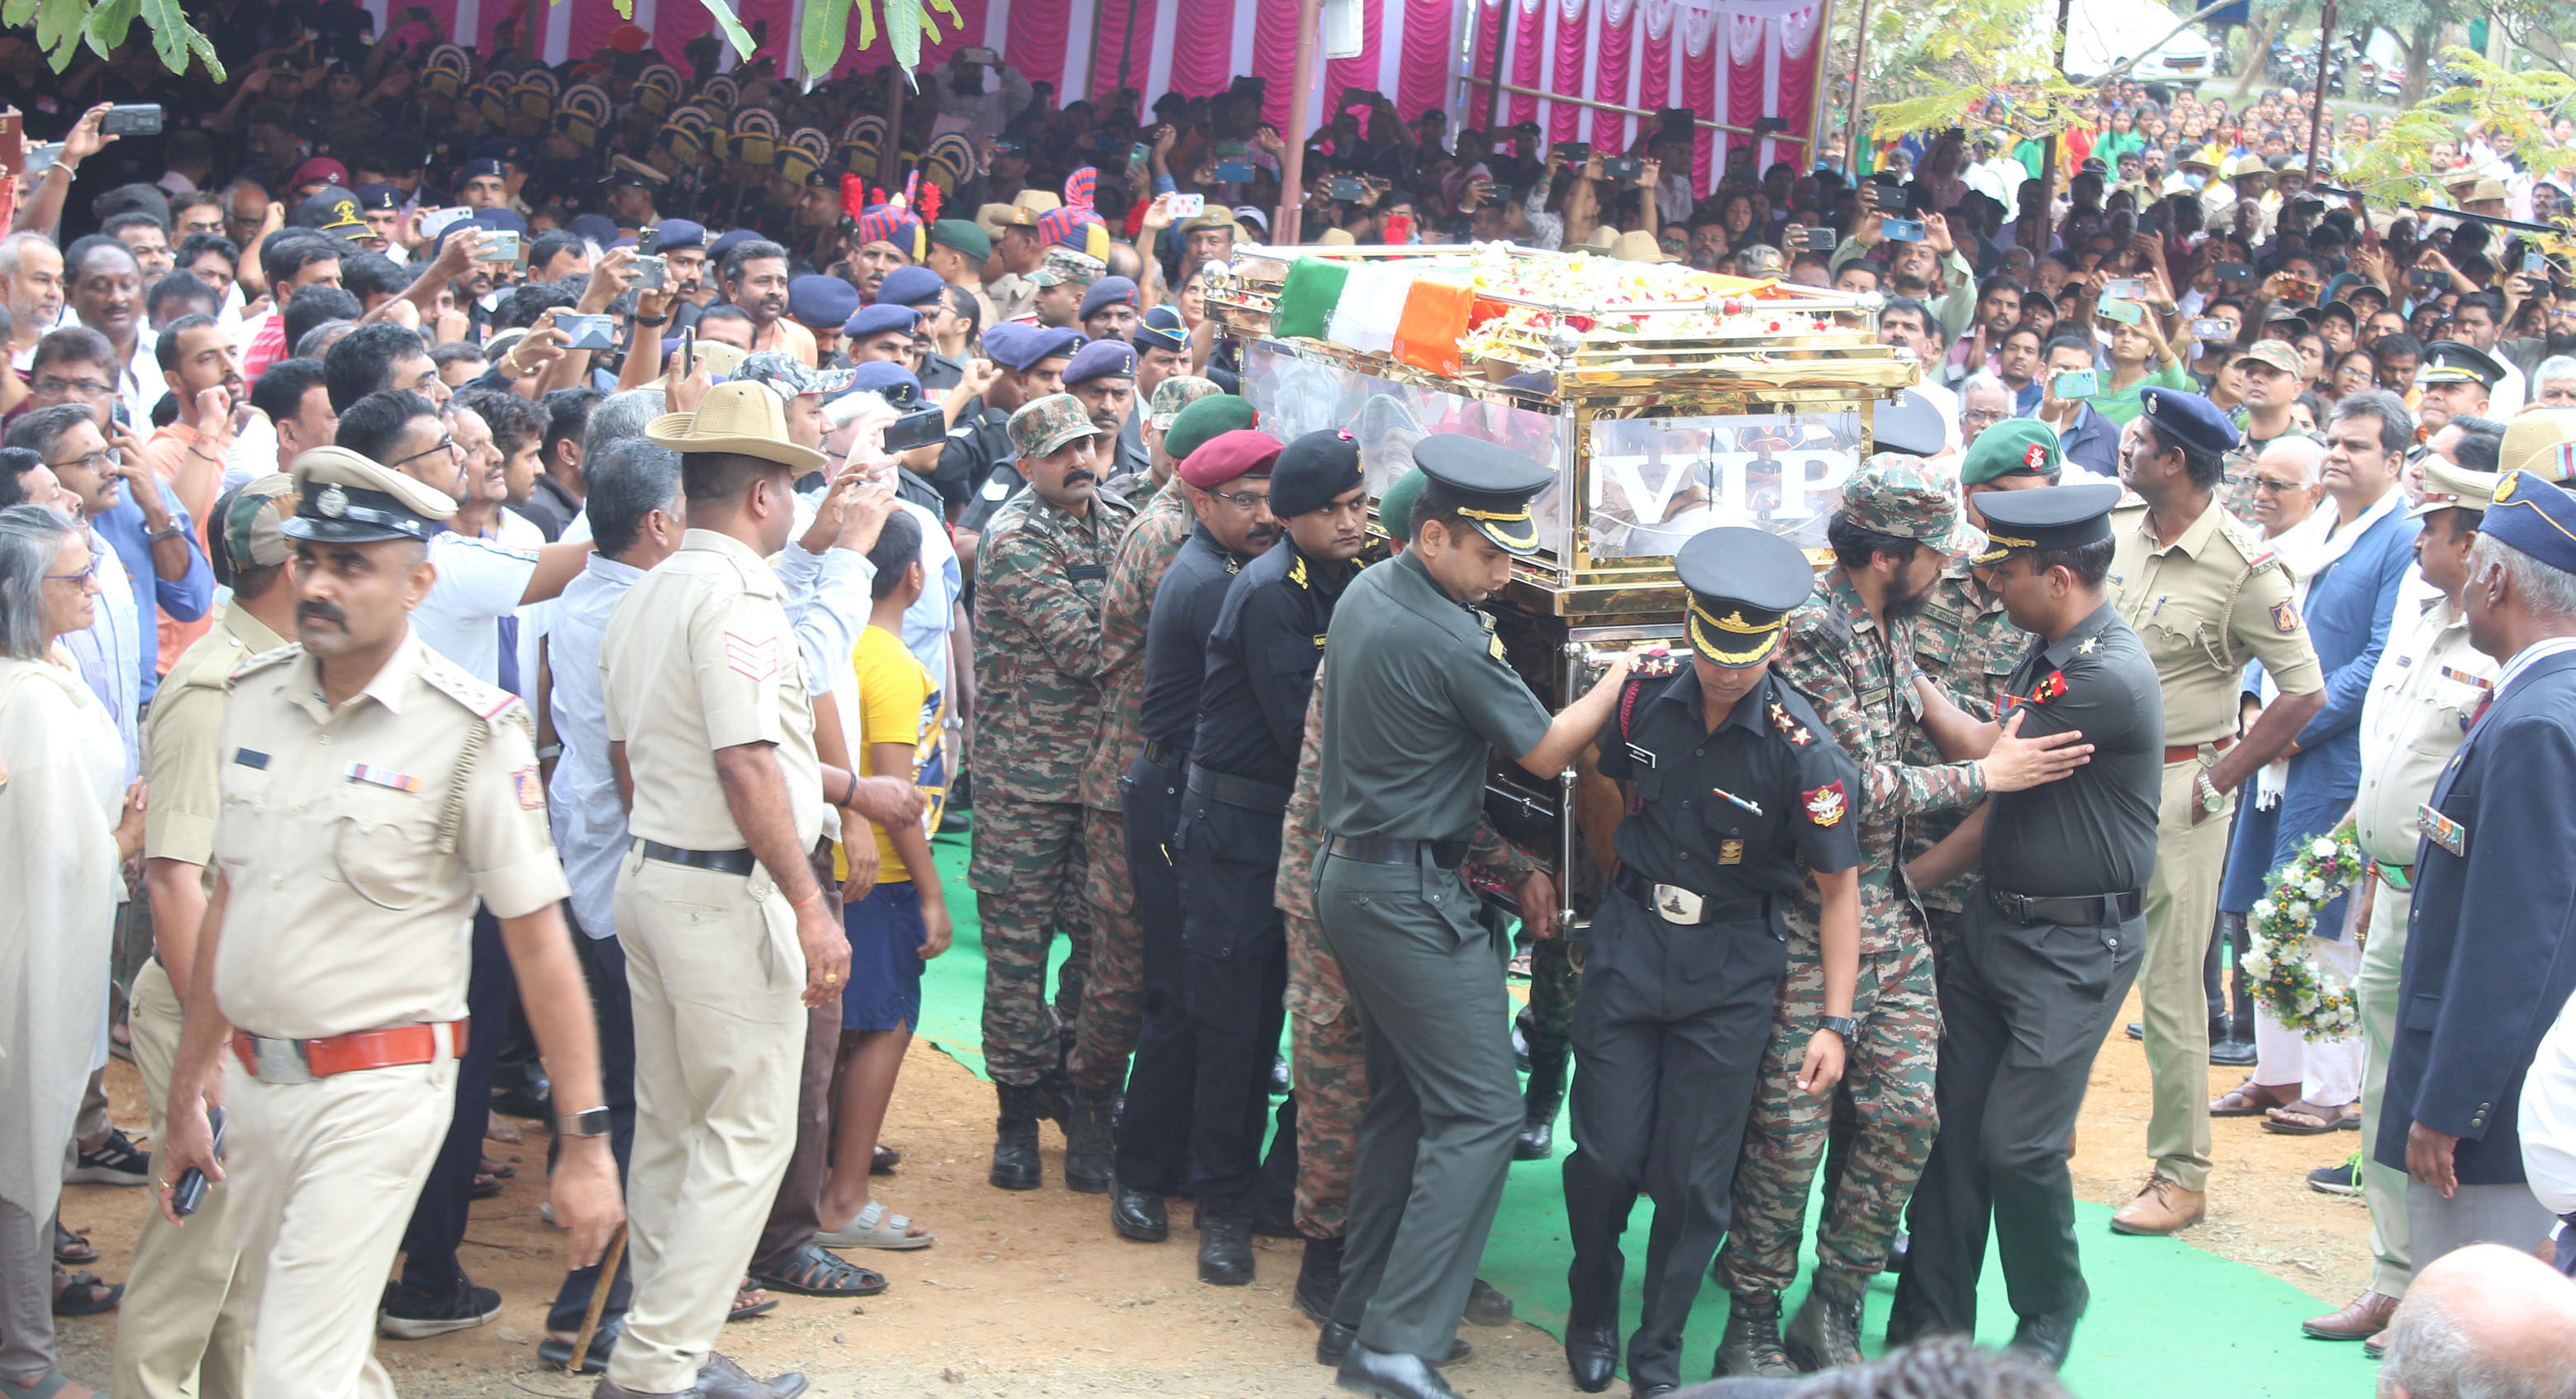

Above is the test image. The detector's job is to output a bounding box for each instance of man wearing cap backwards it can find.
[116,479,300,1399]
[972,392,1139,1192]
[1565,522,1869,1399]
[1066,391,1241,1203]
[1314,435,1637,1399]
[1892,482,2167,1366]
[151,448,622,1399]
[1111,425,1288,1258]
[2380,470,2576,1280]
[596,382,902,1399]
[1064,339,1149,497]
[2099,385,2326,1238]
[2293,455,2500,1354]
[1713,455,2094,1378]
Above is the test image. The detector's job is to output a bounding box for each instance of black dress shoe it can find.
[1632,1385,1676,1399]
[1333,1341,1464,1399]
[2009,1303,2084,1369]
[1110,1178,1168,1243]
[1564,1319,1619,1392]
[1317,1322,1470,1368]
[1462,1277,1514,1327]
[2209,1037,2258,1066]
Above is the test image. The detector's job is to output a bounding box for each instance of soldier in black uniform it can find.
[1889,483,2166,1368]
[1177,429,1371,1285]
[1110,430,1285,1246]
[1562,527,1865,1399]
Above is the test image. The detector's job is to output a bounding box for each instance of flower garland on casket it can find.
[2242,823,2366,1041]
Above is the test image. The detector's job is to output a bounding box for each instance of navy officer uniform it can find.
[1561,528,1863,1399]
[1890,483,2166,1367]
[953,323,1086,529]
[2408,340,2507,464]
[2379,469,2576,1269]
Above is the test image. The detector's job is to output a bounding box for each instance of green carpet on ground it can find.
[915,823,2379,1395]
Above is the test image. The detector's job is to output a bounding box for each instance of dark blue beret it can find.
[1063,337,1138,386]
[875,265,948,308]
[842,302,922,340]
[790,274,863,331]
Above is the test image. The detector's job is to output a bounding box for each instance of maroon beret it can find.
[1178,428,1283,488]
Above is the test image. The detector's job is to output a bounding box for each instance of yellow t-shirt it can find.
[844,624,947,883]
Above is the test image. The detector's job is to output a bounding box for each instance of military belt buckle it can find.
[245,1034,315,1084]
[1651,883,1705,925]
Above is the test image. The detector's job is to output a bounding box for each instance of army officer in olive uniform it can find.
[1314,435,1633,1399]
[153,449,622,1399]
[1561,527,1863,1399]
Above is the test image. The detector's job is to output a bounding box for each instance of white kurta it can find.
[0,656,126,1220]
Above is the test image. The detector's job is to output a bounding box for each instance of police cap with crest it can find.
[2480,470,2576,574]
[1675,526,1813,668]
[1970,482,2124,565]
[1062,338,1137,387]
[1871,388,1946,459]
[283,447,459,545]
[2417,339,2507,388]
[1411,434,1553,556]
[2138,385,2242,457]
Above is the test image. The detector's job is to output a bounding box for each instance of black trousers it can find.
[1561,892,1785,1390]
[401,905,515,1293]
[1891,890,2142,1341]
[547,926,638,1333]
[1175,789,1291,1198]
[1113,751,1193,1192]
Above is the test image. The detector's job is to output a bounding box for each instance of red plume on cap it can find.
[840,174,870,225]
[915,182,943,225]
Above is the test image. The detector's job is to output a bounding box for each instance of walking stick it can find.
[567,1224,629,1373]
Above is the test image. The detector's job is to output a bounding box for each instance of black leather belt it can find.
[1328,835,1468,868]
[1140,739,1186,768]
[1988,886,2144,926]
[1187,763,1292,815]
[639,840,758,876]
[1614,868,1769,926]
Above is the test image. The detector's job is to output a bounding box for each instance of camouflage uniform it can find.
[1278,658,1534,1239]
[1518,939,1579,1063]
[1718,531,1986,1297]
[1901,557,2028,964]
[1068,478,1195,1092]
[970,440,1138,1089]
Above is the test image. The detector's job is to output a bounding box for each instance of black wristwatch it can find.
[559,1106,612,1138]
[1818,1015,1860,1041]
[632,313,668,326]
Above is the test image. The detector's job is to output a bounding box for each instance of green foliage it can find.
[4,0,221,78]
[2339,48,2576,205]
[794,0,959,79]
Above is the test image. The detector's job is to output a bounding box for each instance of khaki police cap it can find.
[2499,410,2576,484]
[2413,457,2502,518]
[284,447,459,544]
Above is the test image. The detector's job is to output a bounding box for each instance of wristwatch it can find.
[559,1106,612,1139]
[1818,1015,1859,1041]
[2196,771,2227,815]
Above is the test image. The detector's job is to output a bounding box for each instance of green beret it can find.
[1377,467,1428,538]
[1960,418,2063,487]
[1164,394,1255,468]
[929,218,992,261]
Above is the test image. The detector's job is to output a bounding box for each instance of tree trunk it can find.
[2231,10,2277,100]
[2399,21,2435,107]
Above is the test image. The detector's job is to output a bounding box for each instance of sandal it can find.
[54,1223,97,1266]
[2263,1099,2360,1135]
[478,1156,516,1178]
[2210,1078,2300,1116]
[872,1144,901,1175]
[751,1242,888,1297]
[729,1279,777,1323]
[52,1270,121,1317]
[472,1173,504,1200]
[815,1199,936,1251]
[0,1369,101,1398]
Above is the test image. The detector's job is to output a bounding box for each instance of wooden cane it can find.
[566,1224,629,1373]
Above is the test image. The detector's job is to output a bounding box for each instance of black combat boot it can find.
[1782,1268,1867,1373]
[1196,1191,1255,1285]
[1294,1234,1343,1322]
[988,1083,1043,1191]
[1063,1087,1115,1194]
[1711,1291,1797,1378]
[1514,1040,1568,1161]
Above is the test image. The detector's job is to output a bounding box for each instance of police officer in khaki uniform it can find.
[119,479,299,1399]
[154,448,623,1399]
[2103,387,2326,1236]
[601,383,876,1399]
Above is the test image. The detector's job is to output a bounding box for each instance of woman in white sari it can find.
[0,503,145,1399]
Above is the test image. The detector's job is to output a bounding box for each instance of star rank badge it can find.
[1768,698,1812,745]
[1719,839,1745,864]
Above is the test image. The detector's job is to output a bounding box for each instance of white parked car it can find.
[2056,0,2216,90]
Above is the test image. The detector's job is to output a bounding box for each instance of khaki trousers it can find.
[226,1035,457,1399]
[609,850,806,1395]
[2139,757,2227,1193]
[112,960,254,1399]
[2360,882,2413,1299]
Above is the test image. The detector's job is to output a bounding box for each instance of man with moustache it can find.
[718,240,815,368]
[1063,340,1148,498]
[139,314,267,665]
[64,239,156,430]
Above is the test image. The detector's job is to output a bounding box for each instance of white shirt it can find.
[58,526,143,782]
[2493,635,2576,702]
[544,554,644,940]
[2523,987,2576,1217]
[2491,361,2527,418]
[114,332,160,433]
[414,529,541,686]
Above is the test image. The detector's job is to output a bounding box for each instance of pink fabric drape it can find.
[1509,0,1543,126]
[1256,0,1305,132]
[1396,0,1453,121]
[1167,0,1237,96]
[1461,0,1507,130]
[1090,0,1161,101]
[565,0,627,64]
[1687,34,1723,201]
[826,0,991,79]
[654,0,716,62]
[1774,31,1815,174]
[1548,1,1585,146]
[1590,6,1633,155]
[1638,24,1671,176]
[1723,24,1761,178]
[1005,0,1075,91]
[1325,0,1385,117]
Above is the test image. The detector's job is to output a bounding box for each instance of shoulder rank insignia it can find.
[2000,670,2068,713]
[1767,698,1813,745]
[1290,555,1308,589]
[2421,804,2466,857]
[2077,636,2098,656]
[1489,633,1507,662]
[2271,599,2301,633]
[1802,781,1847,827]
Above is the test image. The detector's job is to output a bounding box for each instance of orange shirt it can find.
[140,421,226,672]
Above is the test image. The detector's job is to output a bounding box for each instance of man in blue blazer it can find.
[2381,467,2576,1269]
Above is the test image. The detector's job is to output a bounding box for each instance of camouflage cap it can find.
[1010,393,1099,457]
[1148,375,1224,429]
[1029,245,1107,288]
[1837,454,1958,544]
[730,350,856,400]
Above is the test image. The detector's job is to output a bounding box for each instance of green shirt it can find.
[1318,550,1550,842]
[2089,363,2194,427]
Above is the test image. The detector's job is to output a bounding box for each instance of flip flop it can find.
[52,1272,121,1317]
[815,1200,935,1251]
[0,1368,98,1398]
[2210,1078,2299,1116]
[729,1280,777,1323]
[2262,1099,2359,1135]
[54,1224,97,1267]
[872,1144,901,1175]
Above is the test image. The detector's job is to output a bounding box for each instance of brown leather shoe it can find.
[2108,1173,2206,1235]
[2303,1290,2398,1340]
[2364,1330,2388,1360]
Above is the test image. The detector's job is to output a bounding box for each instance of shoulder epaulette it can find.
[226,643,303,684]
[417,651,535,740]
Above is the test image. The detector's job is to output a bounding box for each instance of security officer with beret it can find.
[1315,435,1634,1399]
[1063,338,1149,495]
[1112,426,1284,1248]
[787,275,862,364]
[1562,528,1864,1399]
[2102,386,2324,1238]
[955,323,1086,535]
[645,221,715,335]
[874,267,964,391]
[154,450,622,1399]
[844,303,924,366]
[1892,482,2165,1366]
[1080,276,1142,342]
[351,183,407,262]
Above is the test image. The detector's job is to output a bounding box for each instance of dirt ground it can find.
[54,982,2374,1398]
